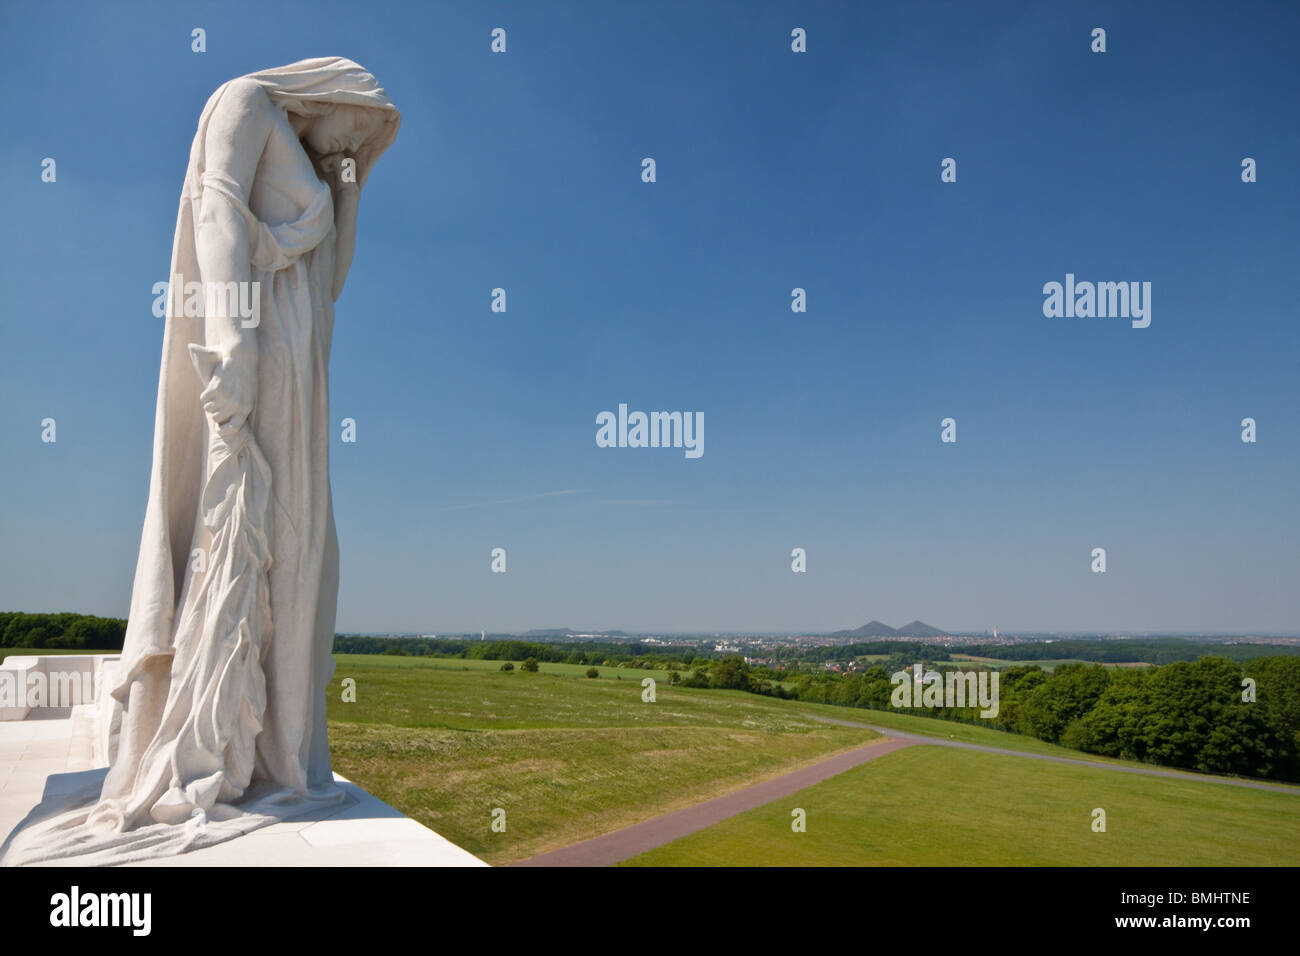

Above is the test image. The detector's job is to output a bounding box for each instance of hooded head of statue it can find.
[195,55,401,190]
[246,56,400,188]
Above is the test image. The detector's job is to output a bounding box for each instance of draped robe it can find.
[0,58,399,866]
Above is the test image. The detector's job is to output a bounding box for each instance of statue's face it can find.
[302,105,385,156]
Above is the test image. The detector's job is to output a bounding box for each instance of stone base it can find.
[0,658,485,867]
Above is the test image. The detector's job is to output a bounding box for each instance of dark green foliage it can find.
[1070,657,1284,778]
[1244,656,1300,778]
[0,612,126,650]
[742,651,1300,783]
[1018,663,1111,743]
[769,641,953,665]
[708,655,753,691]
[961,639,1300,665]
[330,634,694,670]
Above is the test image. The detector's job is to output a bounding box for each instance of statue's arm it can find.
[194,79,274,426]
[319,155,359,301]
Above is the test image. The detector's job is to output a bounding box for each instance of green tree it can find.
[709,655,753,691]
[1020,663,1111,743]
[1246,656,1300,778]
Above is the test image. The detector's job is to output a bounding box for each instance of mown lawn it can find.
[623,745,1300,866]
[326,655,877,863]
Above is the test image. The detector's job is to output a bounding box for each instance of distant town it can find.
[358,622,1300,653]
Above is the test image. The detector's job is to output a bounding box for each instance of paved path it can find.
[804,714,1300,794]
[511,737,915,867]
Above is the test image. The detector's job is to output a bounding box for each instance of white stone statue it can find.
[1,57,399,865]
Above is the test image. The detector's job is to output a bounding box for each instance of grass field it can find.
[324,653,1300,864]
[340,654,680,684]
[325,654,878,863]
[622,745,1300,866]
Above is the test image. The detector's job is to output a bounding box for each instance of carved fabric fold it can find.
[0,56,398,867]
[200,170,334,274]
[121,344,274,824]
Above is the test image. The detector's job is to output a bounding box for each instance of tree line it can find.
[0,611,127,650]
[687,654,1300,782]
[959,639,1300,665]
[331,634,702,670]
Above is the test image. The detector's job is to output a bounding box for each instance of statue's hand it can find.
[317,152,359,196]
[190,344,257,431]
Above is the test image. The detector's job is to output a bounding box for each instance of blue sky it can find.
[1,0,1297,635]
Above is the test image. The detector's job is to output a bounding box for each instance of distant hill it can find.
[896,620,946,637]
[831,620,900,638]
[829,620,947,638]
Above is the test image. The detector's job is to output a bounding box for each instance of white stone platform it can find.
[0,656,486,867]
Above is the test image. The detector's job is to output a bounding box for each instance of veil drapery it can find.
[0,58,399,866]
[112,56,399,702]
